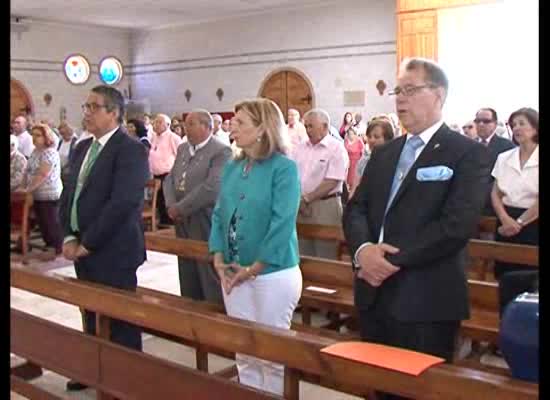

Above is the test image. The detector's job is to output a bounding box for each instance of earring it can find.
[256,135,262,142]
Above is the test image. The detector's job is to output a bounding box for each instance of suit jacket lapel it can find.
[80,129,123,196]
[387,126,449,212]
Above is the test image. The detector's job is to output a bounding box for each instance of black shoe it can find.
[66,380,88,391]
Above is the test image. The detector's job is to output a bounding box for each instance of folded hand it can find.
[356,243,400,287]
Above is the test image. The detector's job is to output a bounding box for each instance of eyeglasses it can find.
[81,103,109,113]
[474,118,495,124]
[462,125,474,130]
[388,84,436,96]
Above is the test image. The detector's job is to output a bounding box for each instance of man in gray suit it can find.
[164,109,231,304]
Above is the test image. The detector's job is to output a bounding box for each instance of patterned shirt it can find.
[25,147,63,201]
[227,210,240,264]
[10,151,27,191]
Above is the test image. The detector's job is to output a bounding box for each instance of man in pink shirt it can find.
[287,108,308,150]
[291,108,349,259]
[149,113,182,225]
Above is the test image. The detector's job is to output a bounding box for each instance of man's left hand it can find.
[75,244,90,259]
[167,205,180,221]
[357,243,400,287]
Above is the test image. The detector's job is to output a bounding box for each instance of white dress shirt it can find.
[63,126,119,244]
[188,134,213,157]
[354,119,444,265]
[213,128,230,146]
[16,130,35,158]
[492,146,538,209]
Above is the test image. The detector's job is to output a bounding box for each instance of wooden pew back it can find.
[11,308,280,400]
[11,266,538,400]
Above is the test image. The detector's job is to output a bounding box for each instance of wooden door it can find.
[259,70,313,122]
[11,79,33,121]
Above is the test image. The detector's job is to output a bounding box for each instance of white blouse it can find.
[491,146,538,209]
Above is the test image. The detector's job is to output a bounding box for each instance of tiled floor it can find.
[11,251,361,400]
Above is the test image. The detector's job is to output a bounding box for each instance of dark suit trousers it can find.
[154,173,171,225]
[358,309,460,400]
[33,200,63,253]
[75,264,142,351]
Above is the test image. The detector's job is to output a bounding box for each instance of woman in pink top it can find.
[344,127,364,193]
[339,112,354,139]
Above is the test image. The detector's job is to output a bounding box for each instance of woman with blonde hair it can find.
[209,98,302,395]
[23,123,64,257]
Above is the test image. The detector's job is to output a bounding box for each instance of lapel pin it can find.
[434,143,440,150]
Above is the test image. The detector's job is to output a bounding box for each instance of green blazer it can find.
[209,152,301,275]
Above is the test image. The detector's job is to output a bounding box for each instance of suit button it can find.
[239,216,243,220]
[240,193,245,200]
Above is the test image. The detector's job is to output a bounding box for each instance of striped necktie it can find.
[70,140,101,232]
[385,135,424,212]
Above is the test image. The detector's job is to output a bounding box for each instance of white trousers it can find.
[222,266,303,395]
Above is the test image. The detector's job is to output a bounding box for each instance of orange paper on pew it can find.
[321,342,445,376]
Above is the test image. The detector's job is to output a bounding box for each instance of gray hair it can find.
[304,108,331,132]
[156,113,171,127]
[400,57,448,102]
[211,113,222,123]
[190,109,214,131]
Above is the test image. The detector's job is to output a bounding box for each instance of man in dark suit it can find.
[343,58,490,400]
[474,108,515,216]
[59,85,149,391]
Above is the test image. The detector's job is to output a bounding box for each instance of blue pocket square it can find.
[416,166,453,181]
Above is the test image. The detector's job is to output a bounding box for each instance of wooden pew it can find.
[10,191,34,262]
[11,308,280,400]
[143,233,503,344]
[11,266,538,400]
[467,240,538,281]
[143,178,161,232]
[296,217,500,262]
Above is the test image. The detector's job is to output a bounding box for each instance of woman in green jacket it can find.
[209,98,302,395]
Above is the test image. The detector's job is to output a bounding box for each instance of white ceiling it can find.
[11,0,341,30]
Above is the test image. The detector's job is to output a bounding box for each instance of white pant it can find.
[222,266,302,395]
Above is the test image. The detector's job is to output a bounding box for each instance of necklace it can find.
[242,160,253,178]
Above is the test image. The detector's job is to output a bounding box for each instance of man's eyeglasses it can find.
[474,118,495,124]
[81,103,109,113]
[462,125,474,130]
[388,84,436,97]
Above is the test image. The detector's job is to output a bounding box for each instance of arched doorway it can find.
[11,78,34,121]
[258,69,314,122]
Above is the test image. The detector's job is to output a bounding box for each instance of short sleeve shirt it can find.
[291,133,349,195]
[491,146,538,209]
[26,147,63,201]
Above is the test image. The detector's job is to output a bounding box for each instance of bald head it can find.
[212,113,222,131]
[185,109,213,145]
[12,116,27,135]
[288,108,300,127]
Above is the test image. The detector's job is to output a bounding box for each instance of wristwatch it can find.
[516,217,525,226]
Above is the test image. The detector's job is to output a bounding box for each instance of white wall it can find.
[438,0,538,125]
[130,0,397,125]
[11,21,131,128]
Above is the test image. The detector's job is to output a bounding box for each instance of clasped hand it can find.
[356,243,400,287]
[214,261,253,295]
[497,216,522,237]
[62,240,90,261]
